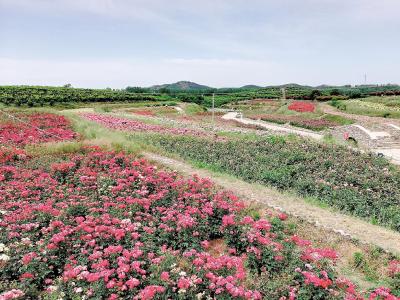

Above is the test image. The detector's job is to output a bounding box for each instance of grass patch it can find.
[25,141,84,156]
[183,103,205,115]
[322,114,354,125]
[330,98,400,119]
[62,112,154,154]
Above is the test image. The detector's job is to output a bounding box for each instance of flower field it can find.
[82,113,209,137]
[288,102,316,113]
[249,114,338,131]
[0,113,77,146]
[1,148,398,299]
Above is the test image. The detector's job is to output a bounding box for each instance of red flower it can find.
[20,273,34,280]
[288,101,316,113]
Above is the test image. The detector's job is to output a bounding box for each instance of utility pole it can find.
[212,93,215,130]
[281,87,286,100]
[364,74,367,85]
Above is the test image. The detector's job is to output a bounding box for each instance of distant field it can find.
[3,84,400,108]
[223,99,354,131]
[0,86,173,107]
[330,96,400,118]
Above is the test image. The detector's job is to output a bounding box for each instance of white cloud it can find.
[1,1,399,87]
[0,0,173,23]
[2,56,397,88]
[0,57,285,88]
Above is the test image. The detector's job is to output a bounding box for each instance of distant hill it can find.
[150,81,211,91]
[241,85,263,89]
[265,83,313,89]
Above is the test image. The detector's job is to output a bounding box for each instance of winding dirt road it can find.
[222,112,324,140]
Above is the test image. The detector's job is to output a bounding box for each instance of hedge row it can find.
[0,86,170,107]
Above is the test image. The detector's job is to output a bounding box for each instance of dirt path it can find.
[143,152,400,255]
[222,112,324,140]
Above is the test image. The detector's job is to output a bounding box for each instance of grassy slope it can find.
[330,97,400,119]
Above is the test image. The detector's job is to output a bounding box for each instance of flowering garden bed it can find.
[82,113,208,137]
[0,149,398,299]
[288,102,316,113]
[0,113,77,146]
[250,114,338,131]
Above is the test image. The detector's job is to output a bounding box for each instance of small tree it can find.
[159,87,171,94]
[330,89,341,96]
[63,83,72,88]
[310,89,322,100]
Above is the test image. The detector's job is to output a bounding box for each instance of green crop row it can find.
[0,86,174,107]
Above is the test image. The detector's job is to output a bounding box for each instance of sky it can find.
[0,0,399,88]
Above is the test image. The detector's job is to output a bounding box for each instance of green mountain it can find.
[150,81,211,91]
[241,85,263,89]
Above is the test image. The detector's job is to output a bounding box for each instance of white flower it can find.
[305,263,313,270]
[21,238,31,246]
[179,271,187,276]
[0,243,8,252]
[47,285,58,292]
[0,254,10,261]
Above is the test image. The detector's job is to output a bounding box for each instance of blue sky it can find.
[1,0,399,88]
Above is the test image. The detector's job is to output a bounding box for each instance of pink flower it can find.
[20,273,34,280]
[388,260,400,277]
[22,252,37,265]
[177,277,191,289]
[222,214,236,227]
[278,213,288,221]
[136,286,165,300]
[108,294,118,300]
[302,271,332,289]
[200,240,210,249]
[0,289,25,300]
[160,272,170,281]
[125,278,140,289]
